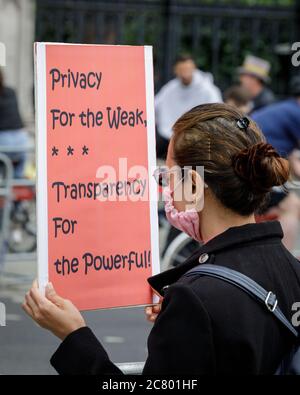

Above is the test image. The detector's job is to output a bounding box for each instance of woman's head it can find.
[166,103,289,216]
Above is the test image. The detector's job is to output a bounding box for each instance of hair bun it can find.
[232,142,289,193]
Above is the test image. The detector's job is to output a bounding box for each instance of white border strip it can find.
[144,46,160,304]
[34,43,49,294]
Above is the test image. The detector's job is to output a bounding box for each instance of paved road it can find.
[0,257,152,375]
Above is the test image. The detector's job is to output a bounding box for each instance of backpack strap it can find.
[183,264,298,338]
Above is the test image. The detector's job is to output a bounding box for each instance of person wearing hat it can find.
[238,55,275,112]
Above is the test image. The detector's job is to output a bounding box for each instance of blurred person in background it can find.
[0,68,29,178]
[238,55,275,113]
[252,75,300,252]
[224,84,252,114]
[155,54,222,159]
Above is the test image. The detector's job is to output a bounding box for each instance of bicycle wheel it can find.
[161,232,202,272]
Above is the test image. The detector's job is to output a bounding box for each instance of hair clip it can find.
[236,117,250,130]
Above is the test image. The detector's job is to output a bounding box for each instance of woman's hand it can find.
[22,280,86,340]
[145,297,163,323]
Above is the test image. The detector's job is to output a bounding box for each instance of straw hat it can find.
[238,55,271,83]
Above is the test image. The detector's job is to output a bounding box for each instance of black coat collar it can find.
[147,220,283,297]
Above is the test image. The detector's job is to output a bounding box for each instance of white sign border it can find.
[144,46,160,304]
[35,42,49,294]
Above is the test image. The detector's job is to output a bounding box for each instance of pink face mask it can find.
[163,186,202,242]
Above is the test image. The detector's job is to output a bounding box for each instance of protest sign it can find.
[34,43,160,310]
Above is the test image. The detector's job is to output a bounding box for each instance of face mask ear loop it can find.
[170,176,185,195]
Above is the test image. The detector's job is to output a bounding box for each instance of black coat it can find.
[50,221,300,375]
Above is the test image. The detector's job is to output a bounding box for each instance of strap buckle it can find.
[265,291,278,312]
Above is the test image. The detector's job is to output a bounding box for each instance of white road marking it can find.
[103,336,125,344]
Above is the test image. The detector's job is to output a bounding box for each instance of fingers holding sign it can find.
[22,280,86,340]
[145,296,163,323]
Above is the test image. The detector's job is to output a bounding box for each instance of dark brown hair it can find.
[172,103,289,216]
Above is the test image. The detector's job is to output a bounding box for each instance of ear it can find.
[190,169,205,190]
[190,169,206,211]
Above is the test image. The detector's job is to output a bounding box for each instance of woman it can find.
[0,68,29,178]
[23,103,300,374]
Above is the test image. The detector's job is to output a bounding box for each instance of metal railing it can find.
[35,0,299,94]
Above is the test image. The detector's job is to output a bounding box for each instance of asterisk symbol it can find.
[67,146,74,156]
[52,146,59,156]
[82,145,89,155]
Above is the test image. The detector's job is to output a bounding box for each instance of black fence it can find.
[35,0,300,95]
